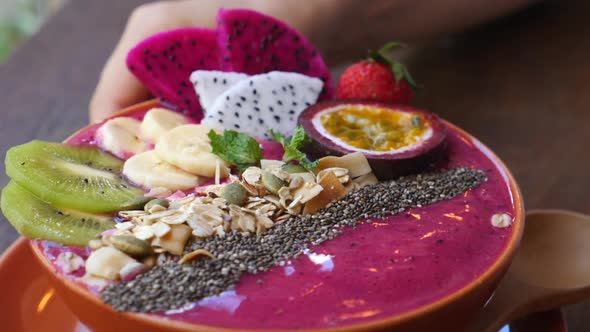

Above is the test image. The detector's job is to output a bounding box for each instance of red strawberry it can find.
[336,42,416,105]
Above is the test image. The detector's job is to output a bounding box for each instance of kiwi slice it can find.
[1,181,114,246]
[5,140,144,213]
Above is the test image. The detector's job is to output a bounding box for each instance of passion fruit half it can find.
[299,100,447,180]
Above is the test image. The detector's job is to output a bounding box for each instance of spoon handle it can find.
[465,273,536,332]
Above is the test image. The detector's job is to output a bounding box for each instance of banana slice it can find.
[140,108,188,144]
[85,246,137,280]
[155,124,229,178]
[96,117,147,159]
[123,150,204,190]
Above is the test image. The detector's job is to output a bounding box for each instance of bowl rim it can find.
[30,100,525,332]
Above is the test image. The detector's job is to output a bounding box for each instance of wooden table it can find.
[0,0,588,330]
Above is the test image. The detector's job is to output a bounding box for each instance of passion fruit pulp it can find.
[299,100,447,180]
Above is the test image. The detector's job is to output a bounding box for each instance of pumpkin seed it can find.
[221,182,248,206]
[262,171,286,194]
[110,235,154,258]
[121,196,154,211]
[281,164,307,173]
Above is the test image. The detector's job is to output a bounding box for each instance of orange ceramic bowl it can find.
[30,100,525,332]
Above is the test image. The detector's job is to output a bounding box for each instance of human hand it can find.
[89,0,534,123]
[88,0,322,123]
[89,1,220,123]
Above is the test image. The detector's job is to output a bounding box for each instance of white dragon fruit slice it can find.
[190,70,250,111]
[202,71,323,139]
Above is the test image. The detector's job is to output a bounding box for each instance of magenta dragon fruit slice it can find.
[216,9,333,99]
[201,71,323,139]
[190,70,249,111]
[126,28,222,120]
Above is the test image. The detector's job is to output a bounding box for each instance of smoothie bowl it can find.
[1,8,523,332]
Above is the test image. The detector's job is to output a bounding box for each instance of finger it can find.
[90,2,200,123]
[89,0,278,123]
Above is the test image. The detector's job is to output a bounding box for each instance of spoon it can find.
[466,209,590,332]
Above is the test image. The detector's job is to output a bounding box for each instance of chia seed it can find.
[101,168,486,312]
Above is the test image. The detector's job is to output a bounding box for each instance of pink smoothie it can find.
[37,108,515,330]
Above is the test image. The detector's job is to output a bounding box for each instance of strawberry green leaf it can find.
[368,41,418,89]
[378,41,403,53]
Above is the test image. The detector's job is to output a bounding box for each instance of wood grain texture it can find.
[0,0,589,330]
[0,0,150,251]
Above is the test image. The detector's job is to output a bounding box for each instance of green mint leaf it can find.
[289,126,311,149]
[301,159,319,170]
[268,129,286,146]
[283,145,306,164]
[268,126,317,171]
[208,129,262,171]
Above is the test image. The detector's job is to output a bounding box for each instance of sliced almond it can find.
[188,218,215,237]
[260,159,285,170]
[167,195,197,209]
[263,194,281,206]
[241,181,263,196]
[133,225,155,241]
[291,172,316,184]
[229,206,255,233]
[286,203,303,215]
[178,249,215,264]
[289,175,304,189]
[242,166,263,185]
[115,221,136,231]
[151,221,171,237]
[147,204,167,214]
[275,214,290,223]
[270,168,290,182]
[146,186,173,198]
[159,211,188,225]
[278,186,293,209]
[151,223,192,255]
[255,214,274,235]
[118,211,147,219]
[214,225,226,236]
[292,182,323,204]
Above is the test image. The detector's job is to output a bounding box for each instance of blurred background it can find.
[1,1,590,331]
[0,0,64,62]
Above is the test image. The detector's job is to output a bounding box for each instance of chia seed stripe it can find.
[101,167,487,312]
